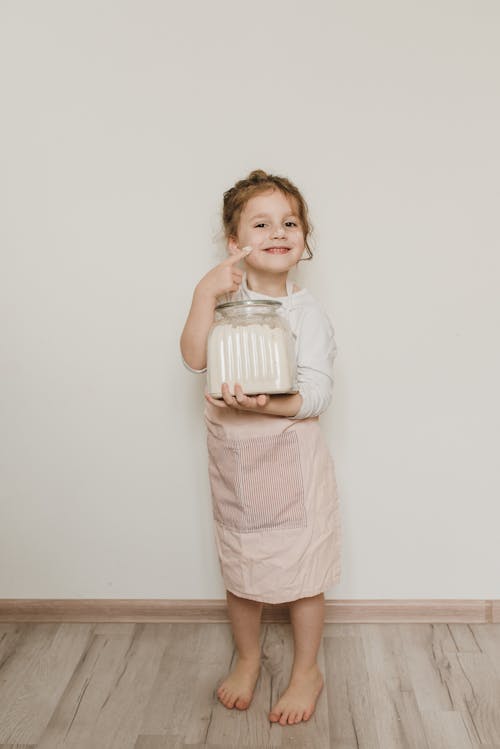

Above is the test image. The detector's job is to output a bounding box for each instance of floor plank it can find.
[470,624,500,678]
[324,633,380,748]
[360,624,430,748]
[399,624,455,713]
[139,623,232,744]
[134,738,185,749]
[454,652,500,745]
[420,709,473,748]
[0,623,94,744]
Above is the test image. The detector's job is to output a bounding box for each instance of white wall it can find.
[1,1,498,599]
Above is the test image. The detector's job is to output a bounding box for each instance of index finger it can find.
[224,246,253,265]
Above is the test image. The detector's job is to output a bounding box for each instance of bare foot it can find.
[269,664,324,725]
[216,655,261,710]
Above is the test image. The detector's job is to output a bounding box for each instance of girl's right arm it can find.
[180,247,249,370]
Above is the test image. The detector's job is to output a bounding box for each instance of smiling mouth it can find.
[264,247,290,254]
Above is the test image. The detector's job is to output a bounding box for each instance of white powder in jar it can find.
[207,323,294,397]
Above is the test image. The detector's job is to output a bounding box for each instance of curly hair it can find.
[222,169,313,261]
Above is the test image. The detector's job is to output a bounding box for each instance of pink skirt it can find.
[204,399,342,604]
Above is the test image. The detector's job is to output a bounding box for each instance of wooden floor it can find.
[0,621,500,748]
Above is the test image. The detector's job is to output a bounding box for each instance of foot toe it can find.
[220,691,231,706]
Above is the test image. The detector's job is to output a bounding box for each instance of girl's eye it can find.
[253,222,298,228]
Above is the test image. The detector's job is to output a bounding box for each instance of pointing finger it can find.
[224,246,253,265]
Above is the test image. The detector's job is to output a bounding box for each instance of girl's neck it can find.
[244,269,289,298]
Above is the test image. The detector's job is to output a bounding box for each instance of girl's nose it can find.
[272,226,286,238]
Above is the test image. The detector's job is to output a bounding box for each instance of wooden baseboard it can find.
[0,599,498,623]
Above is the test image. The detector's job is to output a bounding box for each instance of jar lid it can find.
[215,299,282,311]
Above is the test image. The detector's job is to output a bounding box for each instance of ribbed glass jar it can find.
[206,300,297,398]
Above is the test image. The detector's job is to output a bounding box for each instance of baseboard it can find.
[0,599,497,623]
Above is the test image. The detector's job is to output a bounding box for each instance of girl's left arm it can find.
[288,306,337,419]
[255,391,303,417]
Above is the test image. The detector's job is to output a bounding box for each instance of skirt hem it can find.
[225,573,341,605]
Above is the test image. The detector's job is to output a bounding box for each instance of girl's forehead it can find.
[242,190,298,218]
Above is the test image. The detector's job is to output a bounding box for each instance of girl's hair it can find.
[222,169,313,261]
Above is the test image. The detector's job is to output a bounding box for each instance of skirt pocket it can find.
[207,429,306,533]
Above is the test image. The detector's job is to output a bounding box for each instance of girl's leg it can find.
[216,590,263,710]
[269,592,325,725]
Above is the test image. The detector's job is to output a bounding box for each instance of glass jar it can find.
[206,300,298,398]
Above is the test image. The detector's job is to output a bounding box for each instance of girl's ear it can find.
[227,235,240,256]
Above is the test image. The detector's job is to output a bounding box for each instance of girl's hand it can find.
[205,382,270,411]
[196,246,252,300]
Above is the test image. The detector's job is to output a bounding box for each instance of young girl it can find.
[180,170,341,726]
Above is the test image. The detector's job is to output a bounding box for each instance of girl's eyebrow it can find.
[249,213,299,220]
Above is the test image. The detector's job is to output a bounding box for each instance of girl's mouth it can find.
[264,247,290,254]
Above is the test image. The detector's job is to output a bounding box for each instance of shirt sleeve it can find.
[289,306,337,419]
[182,357,207,374]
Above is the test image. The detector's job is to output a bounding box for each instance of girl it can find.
[180,170,341,726]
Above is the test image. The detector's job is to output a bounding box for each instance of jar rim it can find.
[215,299,282,312]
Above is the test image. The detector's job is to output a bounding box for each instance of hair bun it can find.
[247,169,269,182]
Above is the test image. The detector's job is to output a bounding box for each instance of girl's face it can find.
[228,189,306,271]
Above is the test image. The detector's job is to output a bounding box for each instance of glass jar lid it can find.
[215,299,282,312]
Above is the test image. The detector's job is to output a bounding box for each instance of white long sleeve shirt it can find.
[182,272,337,419]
